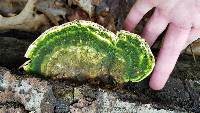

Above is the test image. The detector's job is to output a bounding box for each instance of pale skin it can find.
[124,0,200,90]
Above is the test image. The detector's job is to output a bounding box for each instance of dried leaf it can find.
[0,0,49,32]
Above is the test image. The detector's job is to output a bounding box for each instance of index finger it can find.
[149,23,191,90]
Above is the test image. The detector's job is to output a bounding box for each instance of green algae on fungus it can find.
[23,20,155,83]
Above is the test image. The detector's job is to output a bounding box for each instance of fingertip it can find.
[123,0,155,32]
[123,12,143,32]
[123,17,134,31]
[149,76,165,90]
[149,69,169,90]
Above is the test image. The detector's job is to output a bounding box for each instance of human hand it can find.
[124,0,200,90]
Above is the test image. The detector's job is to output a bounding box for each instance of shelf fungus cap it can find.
[23,20,155,83]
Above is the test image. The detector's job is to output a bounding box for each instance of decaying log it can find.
[0,36,30,68]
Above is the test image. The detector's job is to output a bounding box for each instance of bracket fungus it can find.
[23,20,155,84]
